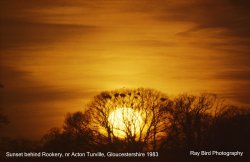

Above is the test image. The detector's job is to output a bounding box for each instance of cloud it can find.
[0,0,83,18]
[120,0,250,48]
[220,85,250,105]
[152,0,250,92]
[0,65,98,138]
[213,70,250,105]
[111,40,176,47]
[1,0,250,139]
[214,70,250,81]
[163,0,250,60]
[0,0,101,52]
[0,20,97,51]
[0,66,94,105]
[156,0,250,36]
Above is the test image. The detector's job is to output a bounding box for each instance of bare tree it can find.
[41,111,97,152]
[163,93,225,149]
[87,88,172,151]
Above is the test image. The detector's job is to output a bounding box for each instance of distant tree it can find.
[38,88,250,162]
[87,88,172,151]
[1,138,38,152]
[207,106,250,150]
[161,93,225,149]
[41,111,96,152]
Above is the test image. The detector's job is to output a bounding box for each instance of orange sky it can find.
[1,0,250,139]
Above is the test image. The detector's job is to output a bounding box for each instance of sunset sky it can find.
[1,0,250,139]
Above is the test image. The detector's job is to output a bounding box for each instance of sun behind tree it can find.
[108,107,143,138]
[87,88,172,150]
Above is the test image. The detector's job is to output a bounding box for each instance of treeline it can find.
[0,88,249,162]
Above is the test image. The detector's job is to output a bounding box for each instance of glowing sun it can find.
[108,107,143,138]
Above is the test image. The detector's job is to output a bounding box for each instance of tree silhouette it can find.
[2,88,249,162]
[161,93,224,149]
[40,89,250,157]
[41,111,97,152]
[207,106,250,150]
[87,88,172,151]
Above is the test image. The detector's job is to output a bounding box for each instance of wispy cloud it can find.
[1,0,250,139]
